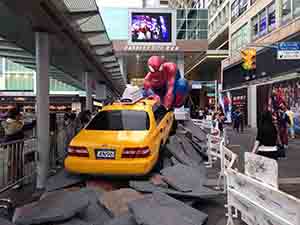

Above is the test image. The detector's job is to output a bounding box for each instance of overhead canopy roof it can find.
[0,0,126,96]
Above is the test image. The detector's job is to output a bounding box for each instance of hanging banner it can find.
[219,91,232,123]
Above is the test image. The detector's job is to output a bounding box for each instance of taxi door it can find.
[152,105,169,148]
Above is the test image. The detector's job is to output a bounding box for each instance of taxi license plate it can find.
[95,149,115,159]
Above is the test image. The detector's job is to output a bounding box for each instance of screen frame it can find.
[128,8,177,46]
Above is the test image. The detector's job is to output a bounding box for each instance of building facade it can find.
[0,57,81,93]
[222,0,300,128]
[168,0,208,9]
[208,0,230,49]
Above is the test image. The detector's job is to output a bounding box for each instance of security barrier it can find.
[217,141,238,192]
[204,134,223,168]
[226,167,300,225]
[0,138,37,193]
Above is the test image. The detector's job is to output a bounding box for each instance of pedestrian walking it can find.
[252,110,278,160]
[233,108,243,133]
[286,107,295,139]
[278,103,290,150]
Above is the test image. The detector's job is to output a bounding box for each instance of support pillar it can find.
[118,56,128,84]
[35,32,50,189]
[85,72,93,111]
[247,85,257,128]
[276,0,283,28]
[177,54,185,78]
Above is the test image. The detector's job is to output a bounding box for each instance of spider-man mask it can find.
[147,56,165,86]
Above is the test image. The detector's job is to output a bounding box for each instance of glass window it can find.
[293,0,300,17]
[197,21,208,29]
[85,110,150,131]
[197,31,207,39]
[282,0,292,18]
[177,20,186,30]
[187,30,197,39]
[231,0,239,22]
[239,0,248,14]
[177,30,186,39]
[231,23,249,53]
[268,2,276,31]
[188,9,198,19]
[0,58,2,75]
[197,10,208,19]
[252,15,259,39]
[177,9,186,19]
[259,9,267,36]
[231,0,248,22]
[187,20,197,29]
[153,105,167,124]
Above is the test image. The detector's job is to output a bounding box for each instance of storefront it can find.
[223,32,300,127]
[256,78,300,133]
[0,95,83,113]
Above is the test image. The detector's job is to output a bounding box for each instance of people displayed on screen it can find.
[131,15,169,42]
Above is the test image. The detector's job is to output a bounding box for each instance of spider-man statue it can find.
[143,56,189,109]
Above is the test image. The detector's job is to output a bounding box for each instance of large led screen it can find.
[130,12,173,43]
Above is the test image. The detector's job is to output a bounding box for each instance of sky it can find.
[96,0,143,9]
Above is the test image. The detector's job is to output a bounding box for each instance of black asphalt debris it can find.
[128,192,208,225]
[129,181,220,199]
[45,170,85,192]
[56,218,91,225]
[161,164,207,190]
[13,190,89,225]
[105,214,138,225]
[0,218,15,225]
[78,188,112,225]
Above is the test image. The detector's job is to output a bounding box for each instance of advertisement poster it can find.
[268,78,300,135]
[219,91,232,123]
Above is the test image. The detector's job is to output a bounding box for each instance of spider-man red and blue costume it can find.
[143,56,189,109]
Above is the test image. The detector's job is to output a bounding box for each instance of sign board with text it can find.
[277,42,300,60]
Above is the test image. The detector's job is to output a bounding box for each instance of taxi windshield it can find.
[85,110,150,131]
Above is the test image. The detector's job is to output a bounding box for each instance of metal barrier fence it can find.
[0,117,80,194]
[0,138,37,193]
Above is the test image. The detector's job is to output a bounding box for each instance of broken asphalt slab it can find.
[99,188,144,217]
[128,192,208,225]
[13,190,89,225]
[105,214,137,225]
[166,137,199,167]
[55,218,91,225]
[45,169,86,192]
[78,188,112,225]
[0,218,15,225]
[129,181,221,199]
[161,164,207,190]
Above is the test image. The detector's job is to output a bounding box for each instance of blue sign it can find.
[278,42,300,51]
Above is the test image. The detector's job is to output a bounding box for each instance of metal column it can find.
[35,32,50,189]
[247,85,257,128]
[85,72,93,111]
[177,54,185,78]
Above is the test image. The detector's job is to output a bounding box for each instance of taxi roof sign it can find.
[121,85,144,104]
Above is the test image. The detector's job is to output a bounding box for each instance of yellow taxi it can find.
[64,98,175,176]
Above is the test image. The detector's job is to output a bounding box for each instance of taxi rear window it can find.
[85,110,150,131]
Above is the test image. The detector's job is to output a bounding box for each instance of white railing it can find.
[226,166,300,225]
